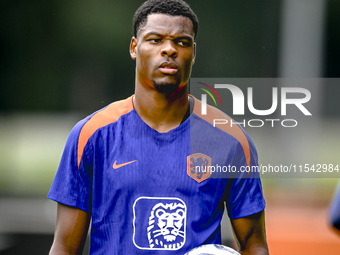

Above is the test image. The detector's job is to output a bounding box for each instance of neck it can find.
[134,83,189,133]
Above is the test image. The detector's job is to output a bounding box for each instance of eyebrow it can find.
[144,32,194,42]
[144,32,162,38]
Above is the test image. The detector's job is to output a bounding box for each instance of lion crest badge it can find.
[187,153,212,183]
[133,197,187,250]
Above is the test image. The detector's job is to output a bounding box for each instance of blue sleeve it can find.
[47,119,93,213]
[329,181,340,230]
[226,137,266,219]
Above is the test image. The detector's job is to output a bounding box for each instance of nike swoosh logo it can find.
[113,160,137,169]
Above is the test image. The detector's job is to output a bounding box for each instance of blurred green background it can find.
[0,0,340,254]
[1,0,339,195]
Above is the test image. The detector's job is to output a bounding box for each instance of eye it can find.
[149,38,161,43]
[177,40,191,47]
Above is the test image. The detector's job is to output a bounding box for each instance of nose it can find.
[161,40,178,58]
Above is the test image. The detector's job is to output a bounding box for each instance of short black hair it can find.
[133,0,198,39]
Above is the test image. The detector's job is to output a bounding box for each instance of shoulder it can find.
[77,96,134,143]
[190,95,257,167]
[70,95,135,168]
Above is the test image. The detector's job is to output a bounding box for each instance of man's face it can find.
[130,13,196,94]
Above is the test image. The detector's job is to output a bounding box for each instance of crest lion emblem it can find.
[187,153,212,183]
[133,197,187,250]
[147,202,186,250]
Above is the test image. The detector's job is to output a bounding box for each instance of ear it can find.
[130,37,138,60]
[192,42,196,65]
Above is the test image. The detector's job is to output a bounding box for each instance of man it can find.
[48,0,269,254]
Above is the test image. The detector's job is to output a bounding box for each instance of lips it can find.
[159,62,178,74]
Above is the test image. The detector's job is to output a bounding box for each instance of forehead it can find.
[139,13,194,38]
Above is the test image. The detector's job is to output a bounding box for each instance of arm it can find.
[49,203,91,255]
[230,210,269,255]
[329,181,340,235]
